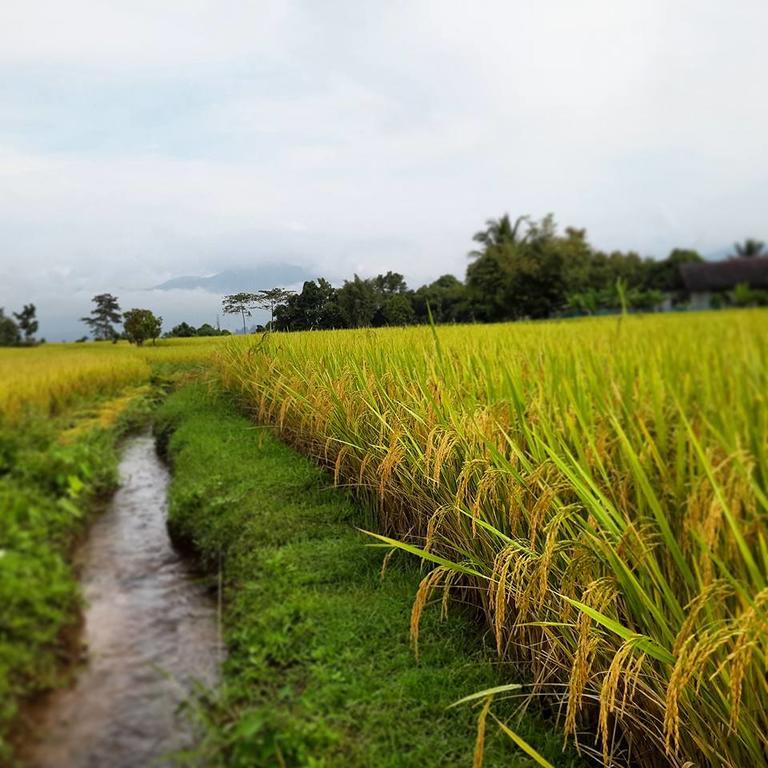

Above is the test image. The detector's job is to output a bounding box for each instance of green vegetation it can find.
[0,305,38,347]
[166,321,231,338]
[269,214,712,331]
[0,391,155,761]
[122,308,163,346]
[155,384,578,767]
[80,293,123,342]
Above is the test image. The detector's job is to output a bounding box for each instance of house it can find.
[680,257,768,310]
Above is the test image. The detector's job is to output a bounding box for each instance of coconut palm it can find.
[469,213,529,258]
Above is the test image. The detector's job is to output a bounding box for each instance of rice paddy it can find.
[3,311,767,766]
[0,337,225,424]
[213,310,768,767]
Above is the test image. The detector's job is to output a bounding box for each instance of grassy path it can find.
[156,384,578,767]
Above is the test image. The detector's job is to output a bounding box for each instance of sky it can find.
[0,1,766,339]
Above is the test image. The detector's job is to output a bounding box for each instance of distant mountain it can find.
[154,265,313,293]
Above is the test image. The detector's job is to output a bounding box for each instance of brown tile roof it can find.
[681,257,768,292]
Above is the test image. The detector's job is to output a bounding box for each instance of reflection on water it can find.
[23,431,219,768]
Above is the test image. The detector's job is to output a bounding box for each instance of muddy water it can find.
[23,431,220,768]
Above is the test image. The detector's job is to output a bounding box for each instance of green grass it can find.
[156,384,580,767]
[0,391,158,762]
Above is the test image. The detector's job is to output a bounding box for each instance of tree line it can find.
[3,214,763,346]
[0,304,40,346]
[75,294,230,344]
[222,215,766,333]
[76,294,164,345]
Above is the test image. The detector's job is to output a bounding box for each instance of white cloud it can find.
[0,1,766,338]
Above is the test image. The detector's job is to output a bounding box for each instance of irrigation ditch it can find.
[20,428,221,768]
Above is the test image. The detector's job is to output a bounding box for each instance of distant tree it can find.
[337,275,378,328]
[379,293,415,326]
[643,248,702,295]
[370,272,415,326]
[196,322,230,337]
[565,290,601,316]
[315,279,345,329]
[169,321,197,337]
[465,247,508,321]
[467,214,567,320]
[413,274,469,323]
[222,292,258,334]
[373,271,409,295]
[123,308,162,346]
[732,239,765,258]
[557,227,594,294]
[0,309,20,346]
[470,214,529,258]
[81,293,122,341]
[253,288,296,328]
[275,279,338,331]
[628,288,665,312]
[13,304,38,344]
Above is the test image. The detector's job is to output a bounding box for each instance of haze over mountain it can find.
[154,266,313,293]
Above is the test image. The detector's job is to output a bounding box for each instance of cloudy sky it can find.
[1,1,766,338]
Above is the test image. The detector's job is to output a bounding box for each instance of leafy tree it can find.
[370,272,415,326]
[507,214,567,319]
[379,293,415,326]
[275,279,338,331]
[373,271,409,295]
[12,304,38,344]
[123,308,162,346]
[644,248,702,295]
[0,309,20,346]
[466,247,508,321]
[197,323,230,337]
[168,321,197,337]
[413,275,469,323]
[222,292,258,334]
[628,288,665,311]
[732,239,765,258]
[337,276,378,328]
[467,214,566,320]
[253,288,296,328]
[81,293,122,341]
[317,285,345,329]
[565,289,601,316]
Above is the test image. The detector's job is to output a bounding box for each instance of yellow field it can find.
[0,337,225,424]
[214,310,768,767]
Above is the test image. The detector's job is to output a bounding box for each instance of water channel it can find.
[22,431,219,768]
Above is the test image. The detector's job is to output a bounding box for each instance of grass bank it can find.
[156,384,577,767]
[0,387,157,763]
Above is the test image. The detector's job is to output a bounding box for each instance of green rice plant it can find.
[213,310,768,767]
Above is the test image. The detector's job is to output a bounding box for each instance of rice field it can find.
[214,310,768,768]
[0,337,225,424]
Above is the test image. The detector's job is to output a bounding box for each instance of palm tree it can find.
[469,214,529,258]
[732,238,765,258]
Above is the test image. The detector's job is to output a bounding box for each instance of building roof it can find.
[681,257,768,292]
